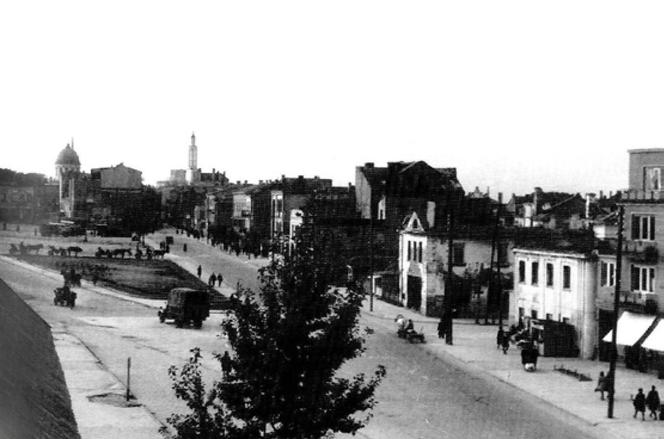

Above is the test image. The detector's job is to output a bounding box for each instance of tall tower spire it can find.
[188,132,198,170]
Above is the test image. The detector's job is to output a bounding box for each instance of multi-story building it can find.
[511,232,598,359]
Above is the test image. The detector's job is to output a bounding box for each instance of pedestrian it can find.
[437,319,445,339]
[501,332,510,354]
[208,273,217,287]
[633,388,646,420]
[217,273,223,287]
[595,371,607,400]
[497,327,505,350]
[647,385,660,419]
[197,265,202,278]
[183,243,187,252]
[220,350,232,379]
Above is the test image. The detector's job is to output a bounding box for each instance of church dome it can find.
[55,144,80,166]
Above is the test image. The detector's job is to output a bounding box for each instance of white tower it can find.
[55,142,81,218]
[187,132,199,184]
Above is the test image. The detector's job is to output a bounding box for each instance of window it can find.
[531,262,539,285]
[631,215,655,241]
[563,265,571,290]
[646,167,662,191]
[497,242,509,266]
[600,261,616,287]
[631,265,655,293]
[546,263,554,287]
[407,241,411,260]
[418,242,423,263]
[452,243,465,266]
[518,260,526,283]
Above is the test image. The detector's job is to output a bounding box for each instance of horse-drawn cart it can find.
[53,286,77,308]
[395,314,426,343]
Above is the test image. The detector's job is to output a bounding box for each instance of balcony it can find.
[621,291,658,314]
[625,243,659,264]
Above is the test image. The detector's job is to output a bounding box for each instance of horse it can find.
[48,245,58,256]
[67,246,83,257]
[112,248,132,259]
[95,247,105,258]
[152,249,166,259]
[25,243,43,254]
[59,247,68,257]
[9,244,19,255]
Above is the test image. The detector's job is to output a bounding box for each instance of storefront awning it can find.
[642,319,664,352]
[602,311,657,346]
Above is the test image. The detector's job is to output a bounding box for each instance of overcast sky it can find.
[2,1,664,197]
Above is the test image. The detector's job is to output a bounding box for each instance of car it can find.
[158,288,210,328]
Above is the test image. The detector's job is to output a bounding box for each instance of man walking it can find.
[217,273,223,287]
[208,273,217,287]
[633,388,646,420]
[647,385,660,419]
[197,265,202,279]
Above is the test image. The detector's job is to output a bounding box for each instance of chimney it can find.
[244,180,248,185]
[585,193,596,219]
[486,186,490,197]
[213,168,216,174]
[259,180,263,184]
[365,162,374,169]
[236,180,240,185]
[599,190,604,199]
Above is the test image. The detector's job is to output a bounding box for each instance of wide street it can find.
[0,228,603,438]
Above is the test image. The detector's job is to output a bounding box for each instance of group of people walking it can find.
[632,386,662,421]
[195,264,224,287]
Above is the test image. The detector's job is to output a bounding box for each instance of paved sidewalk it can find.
[365,298,664,439]
[53,330,164,439]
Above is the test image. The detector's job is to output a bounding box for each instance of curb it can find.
[0,255,163,309]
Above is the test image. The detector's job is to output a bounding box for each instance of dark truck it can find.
[158,288,210,328]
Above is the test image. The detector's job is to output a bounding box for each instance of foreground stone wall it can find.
[0,279,79,439]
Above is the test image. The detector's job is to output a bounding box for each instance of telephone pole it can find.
[608,205,624,419]
[445,208,454,345]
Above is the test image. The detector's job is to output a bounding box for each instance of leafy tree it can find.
[165,236,386,439]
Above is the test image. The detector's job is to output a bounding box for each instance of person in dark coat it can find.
[501,333,510,354]
[647,385,660,419]
[595,371,607,400]
[197,265,202,278]
[208,273,217,287]
[437,319,445,339]
[217,273,223,287]
[633,388,646,420]
[497,328,505,350]
[220,351,232,379]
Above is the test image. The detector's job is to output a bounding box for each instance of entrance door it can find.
[407,275,422,311]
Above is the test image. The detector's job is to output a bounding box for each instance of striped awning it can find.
[642,319,664,352]
[602,311,657,346]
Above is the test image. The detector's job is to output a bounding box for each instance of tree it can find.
[165,235,386,439]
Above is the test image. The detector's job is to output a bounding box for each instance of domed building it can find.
[55,143,81,218]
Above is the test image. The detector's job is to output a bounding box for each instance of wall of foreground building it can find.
[0,279,79,439]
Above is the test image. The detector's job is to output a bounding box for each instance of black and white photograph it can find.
[2,1,664,438]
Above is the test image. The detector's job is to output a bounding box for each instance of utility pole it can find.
[608,205,624,419]
[369,214,374,312]
[445,208,454,345]
[485,195,500,325]
[496,193,504,328]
